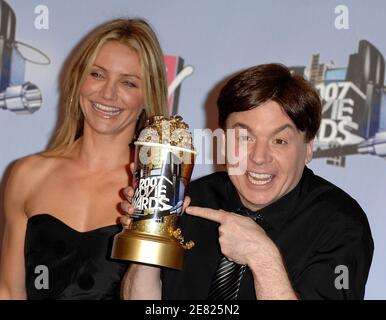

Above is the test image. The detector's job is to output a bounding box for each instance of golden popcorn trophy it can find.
[111,115,196,269]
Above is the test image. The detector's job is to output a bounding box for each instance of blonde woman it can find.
[0,18,168,300]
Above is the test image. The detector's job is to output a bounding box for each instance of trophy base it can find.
[111,230,185,270]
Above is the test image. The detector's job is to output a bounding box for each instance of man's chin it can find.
[240,198,269,211]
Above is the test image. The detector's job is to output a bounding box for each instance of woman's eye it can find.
[90,71,103,79]
[122,81,137,88]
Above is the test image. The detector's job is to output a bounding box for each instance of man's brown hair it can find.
[217,63,321,142]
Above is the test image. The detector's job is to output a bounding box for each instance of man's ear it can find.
[305,139,314,164]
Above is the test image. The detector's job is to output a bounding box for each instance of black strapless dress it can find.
[25,214,128,300]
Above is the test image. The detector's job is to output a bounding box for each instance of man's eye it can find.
[239,135,252,142]
[274,138,287,145]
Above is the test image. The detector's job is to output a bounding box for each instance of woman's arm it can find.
[0,159,31,299]
[121,264,161,300]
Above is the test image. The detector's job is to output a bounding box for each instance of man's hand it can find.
[186,206,297,299]
[185,207,277,267]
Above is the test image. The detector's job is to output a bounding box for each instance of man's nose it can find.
[249,141,273,165]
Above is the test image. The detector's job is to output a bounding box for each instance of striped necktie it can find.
[207,208,264,300]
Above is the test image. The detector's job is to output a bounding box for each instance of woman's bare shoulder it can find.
[11,153,58,175]
[6,153,61,197]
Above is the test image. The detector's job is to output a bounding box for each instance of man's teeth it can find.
[247,172,273,185]
[92,102,121,115]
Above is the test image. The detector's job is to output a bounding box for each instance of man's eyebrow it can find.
[272,124,297,135]
[231,123,296,135]
[231,123,252,131]
[92,64,141,79]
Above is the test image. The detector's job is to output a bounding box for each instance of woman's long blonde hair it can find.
[47,18,168,155]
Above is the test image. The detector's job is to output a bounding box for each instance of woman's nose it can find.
[100,79,117,100]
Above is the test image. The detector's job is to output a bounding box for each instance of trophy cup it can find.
[111,115,196,269]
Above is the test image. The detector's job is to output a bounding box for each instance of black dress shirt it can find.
[162,167,374,300]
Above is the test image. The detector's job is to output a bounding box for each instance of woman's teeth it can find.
[92,102,121,116]
[247,172,273,185]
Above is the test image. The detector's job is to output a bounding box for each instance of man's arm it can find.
[247,243,298,300]
[186,207,297,300]
[186,206,298,300]
[294,214,373,300]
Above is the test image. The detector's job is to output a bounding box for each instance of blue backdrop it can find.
[1,0,385,299]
